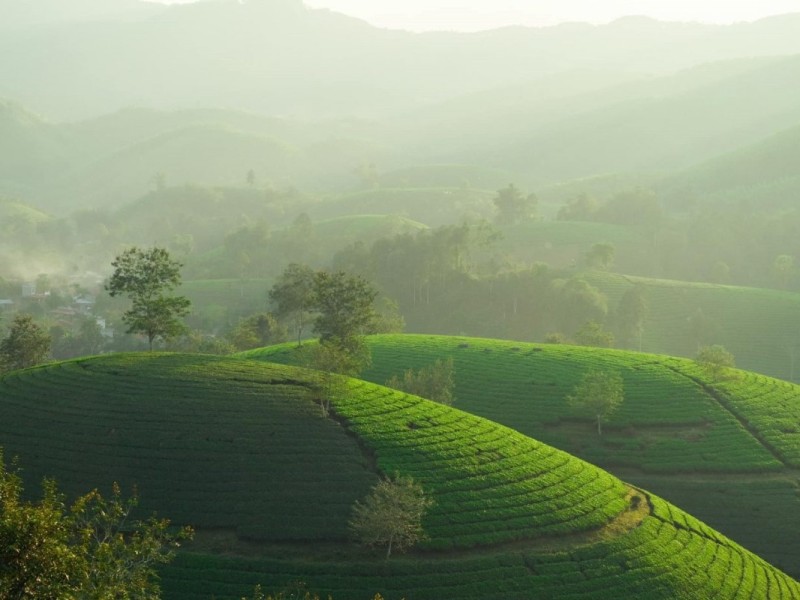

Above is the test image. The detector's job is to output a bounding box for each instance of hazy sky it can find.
[300,0,800,31]
[150,1,800,31]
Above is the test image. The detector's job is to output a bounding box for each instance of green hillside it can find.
[1,352,797,598]
[585,271,800,382]
[59,125,300,209]
[663,122,800,209]
[247,334,800,576]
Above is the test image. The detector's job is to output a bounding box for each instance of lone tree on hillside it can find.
[0,448,192,598]
[492,183,537,226]
[585,242,616,270]
[573,320,614,348]
[0,314,51,372]
[349,474,433,559]
[269,263,316,345]
[695,344,736,382]
[299,340,368,417]
[105,247,191,350]
[566,369,624,435]
[228,312,288,351]
[312,270,378,348]
[386,358,456,406]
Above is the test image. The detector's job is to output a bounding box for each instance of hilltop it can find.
[247,334,800,576]
[1,352,797,597]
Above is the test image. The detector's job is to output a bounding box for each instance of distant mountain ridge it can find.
[3,1,800,120]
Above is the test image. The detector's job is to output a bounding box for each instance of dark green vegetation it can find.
[0,454,191,599]
[2,352,797,598]
[247,334,800,576]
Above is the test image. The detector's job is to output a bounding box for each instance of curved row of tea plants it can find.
[158,492,800,599]
[244,336,781,473]
[3,352,799,597]
[0,353,631,552]
[243,334,800,575]
[586,271,800,382]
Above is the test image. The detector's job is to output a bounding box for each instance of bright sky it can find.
[153,1,800,31]
[301,0,800,31]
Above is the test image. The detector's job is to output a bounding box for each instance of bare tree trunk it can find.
[386,534,393,559]
[597,415,602,436]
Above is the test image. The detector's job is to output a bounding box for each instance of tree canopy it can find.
[349,474,433,559]
[105,247,191,350]
[695,344,736,382]
[0,449,192,599]
[0,314,50,373]
[566,369,624,435]
[386,358,455,405]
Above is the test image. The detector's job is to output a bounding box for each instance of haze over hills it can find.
[3,0,800,120]
[4,51,800,211]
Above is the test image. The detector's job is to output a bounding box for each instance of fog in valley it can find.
[3,1,800,598]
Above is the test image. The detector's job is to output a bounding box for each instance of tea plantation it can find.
[585,271,800,382]
[246,334,800,576]
[1,352,799,598]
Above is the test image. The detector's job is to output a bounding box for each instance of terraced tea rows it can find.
[244,334,800,575]
[245,336,780,473]
[159,493,800,599]
[3,352,799,597]
[0,354,376,541]
[585,271,800,382]
[337,379,627,548]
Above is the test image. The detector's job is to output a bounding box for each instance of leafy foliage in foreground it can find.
[0,450,191,599]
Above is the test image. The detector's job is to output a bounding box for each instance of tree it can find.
[0,449,192,599]
[228,312,288,351]
[0,314,50,372]
[493,184,537,226]
[386,358,455,405]
[269,263,316,345]
[772,254,794,289]
[105,247,191,350]
[312,270,378,347]
[615,285,648,350]
[349,474,433,559]
[573,320,614,348]
[695,344,735,382]
[585,242,615,270]
[566,370,624,435]
[299,339,368,417]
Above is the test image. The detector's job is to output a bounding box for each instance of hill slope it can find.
[2,352,797,597]
[247,335,800,577]
[584,271,800,382]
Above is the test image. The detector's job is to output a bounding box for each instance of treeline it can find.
[330,221,644,348]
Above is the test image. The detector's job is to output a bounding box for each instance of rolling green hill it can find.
[584,271,800,382]
[662,122,800,209]
[246,334,800,576]
[2,352,797,597]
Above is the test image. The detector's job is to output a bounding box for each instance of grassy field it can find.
[2,352,798,597]
[586,271,800,382]
[246,334,800,576]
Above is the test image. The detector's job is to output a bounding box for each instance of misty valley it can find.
[3,1,800,598]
